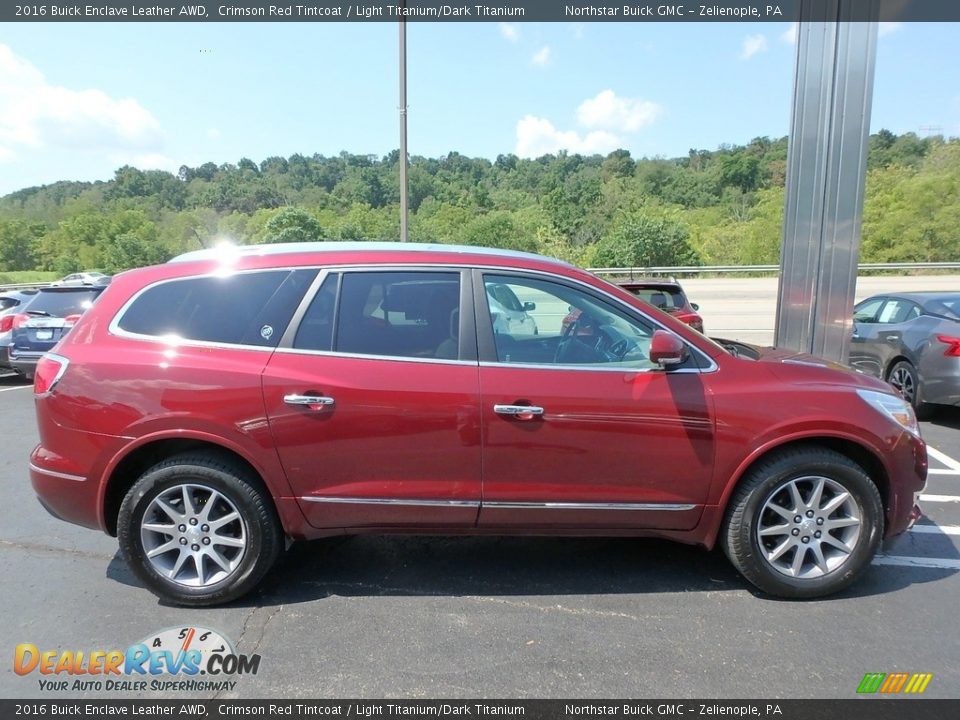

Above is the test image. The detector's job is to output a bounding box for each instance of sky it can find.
[0,20,958,195]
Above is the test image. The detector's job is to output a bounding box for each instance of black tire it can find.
[887,360,933,420]
[118,452,282,606]
[720,446,883,599]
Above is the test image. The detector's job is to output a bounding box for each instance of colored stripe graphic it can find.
[880,672,909,693]
[857,673,885,693]
[857,672,932,694]
[904,674,933,694]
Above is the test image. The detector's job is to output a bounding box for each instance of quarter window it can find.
[116,269,316,347]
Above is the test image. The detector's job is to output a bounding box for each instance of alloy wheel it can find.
[755,476,862,579]
[140,483,247,587]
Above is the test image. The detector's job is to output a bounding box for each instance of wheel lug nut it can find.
[794,515,802,523]
[179,538,187,545]
[806,510,815,518]
[201,524,209,532]
[191,544,200,552]
[189,518,198,526]
[202,537,211,545]
[802,537,810,543]
[815,531,822,538]
[816,517,824,525]
[791,528,800,536]
[178,524,186,532]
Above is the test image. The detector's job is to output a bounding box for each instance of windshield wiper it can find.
[27,310,52,316]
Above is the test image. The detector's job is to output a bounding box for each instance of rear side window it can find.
[116,269,317,347]
[333,271,461,359]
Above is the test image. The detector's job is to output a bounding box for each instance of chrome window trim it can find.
[29,462,85,482]
[478,361,707,375]
[483,501,697,511]
[108,261,719,373]
[274,346,477,367]
[300,496,479,508]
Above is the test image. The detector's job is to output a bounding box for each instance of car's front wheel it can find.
[721,446,883,599]
[118,453,282,606]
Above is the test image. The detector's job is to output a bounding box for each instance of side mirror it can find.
[649,330,688,368]
[691,303,700,311]
[523,301,536,312]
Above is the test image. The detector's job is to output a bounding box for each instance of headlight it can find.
[856,389,921,437]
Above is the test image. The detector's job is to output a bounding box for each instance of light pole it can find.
[399,17,409,242]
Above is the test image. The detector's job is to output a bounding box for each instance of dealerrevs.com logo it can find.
[14,626,260,693]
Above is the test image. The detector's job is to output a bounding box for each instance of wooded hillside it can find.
[1,130,956,274]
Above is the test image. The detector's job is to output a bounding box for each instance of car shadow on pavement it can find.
[927,406,960,431]
[106,533,957,607]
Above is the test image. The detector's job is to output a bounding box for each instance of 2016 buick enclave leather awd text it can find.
[29,243,926,605]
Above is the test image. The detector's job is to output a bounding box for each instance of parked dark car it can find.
[8,285,108,380]
[1,289,40,371]
[851,292,960,418]
[31,243,925,606]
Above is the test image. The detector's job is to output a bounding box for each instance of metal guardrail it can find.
[0,281,52,292]
[587,262,960,276]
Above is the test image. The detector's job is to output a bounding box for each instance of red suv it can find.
[30,243,926,605]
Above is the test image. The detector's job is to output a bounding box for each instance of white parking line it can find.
[928,446,960,473]
[873,554,960,571]
[920,494,960,503]
[928,469,960,476]
[910,524,960,537]
[0,385,31,393]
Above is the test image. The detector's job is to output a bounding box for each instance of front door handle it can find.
[284,394,335,410]
[494,404,544,420]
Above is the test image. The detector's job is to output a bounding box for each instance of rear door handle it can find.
[494,404,544,420]
[284,394,335,410]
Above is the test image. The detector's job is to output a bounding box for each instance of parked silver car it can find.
[850,292,960,417]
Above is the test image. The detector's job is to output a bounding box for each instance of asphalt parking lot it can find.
[1,371,959,700]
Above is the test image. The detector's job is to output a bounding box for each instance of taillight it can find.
[937,335,960,357]
[3,313,30,331]
[34,353,70,396]
[63,314,82,325]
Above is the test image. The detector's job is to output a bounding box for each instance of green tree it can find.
[262,207,326,244]
[593,211,700,268]
[0,220,43,271]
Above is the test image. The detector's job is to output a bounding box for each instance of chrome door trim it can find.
[298,496,696,512]
[300,496,480,508]
[483,501,697,511]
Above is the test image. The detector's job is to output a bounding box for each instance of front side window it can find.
[116,269,316,347]
[333,271,461,360]
[482,275,658,370]
[854,298,885,323]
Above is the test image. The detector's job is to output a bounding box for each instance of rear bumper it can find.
[29,459,101,532]
[9,351,41,377]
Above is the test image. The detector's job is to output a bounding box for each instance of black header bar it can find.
[2,699,958,720]
[4,1,960,23]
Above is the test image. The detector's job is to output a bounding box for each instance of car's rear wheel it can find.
[118,453,282,606]
[887,360,932,420]
[721,446,883,599]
